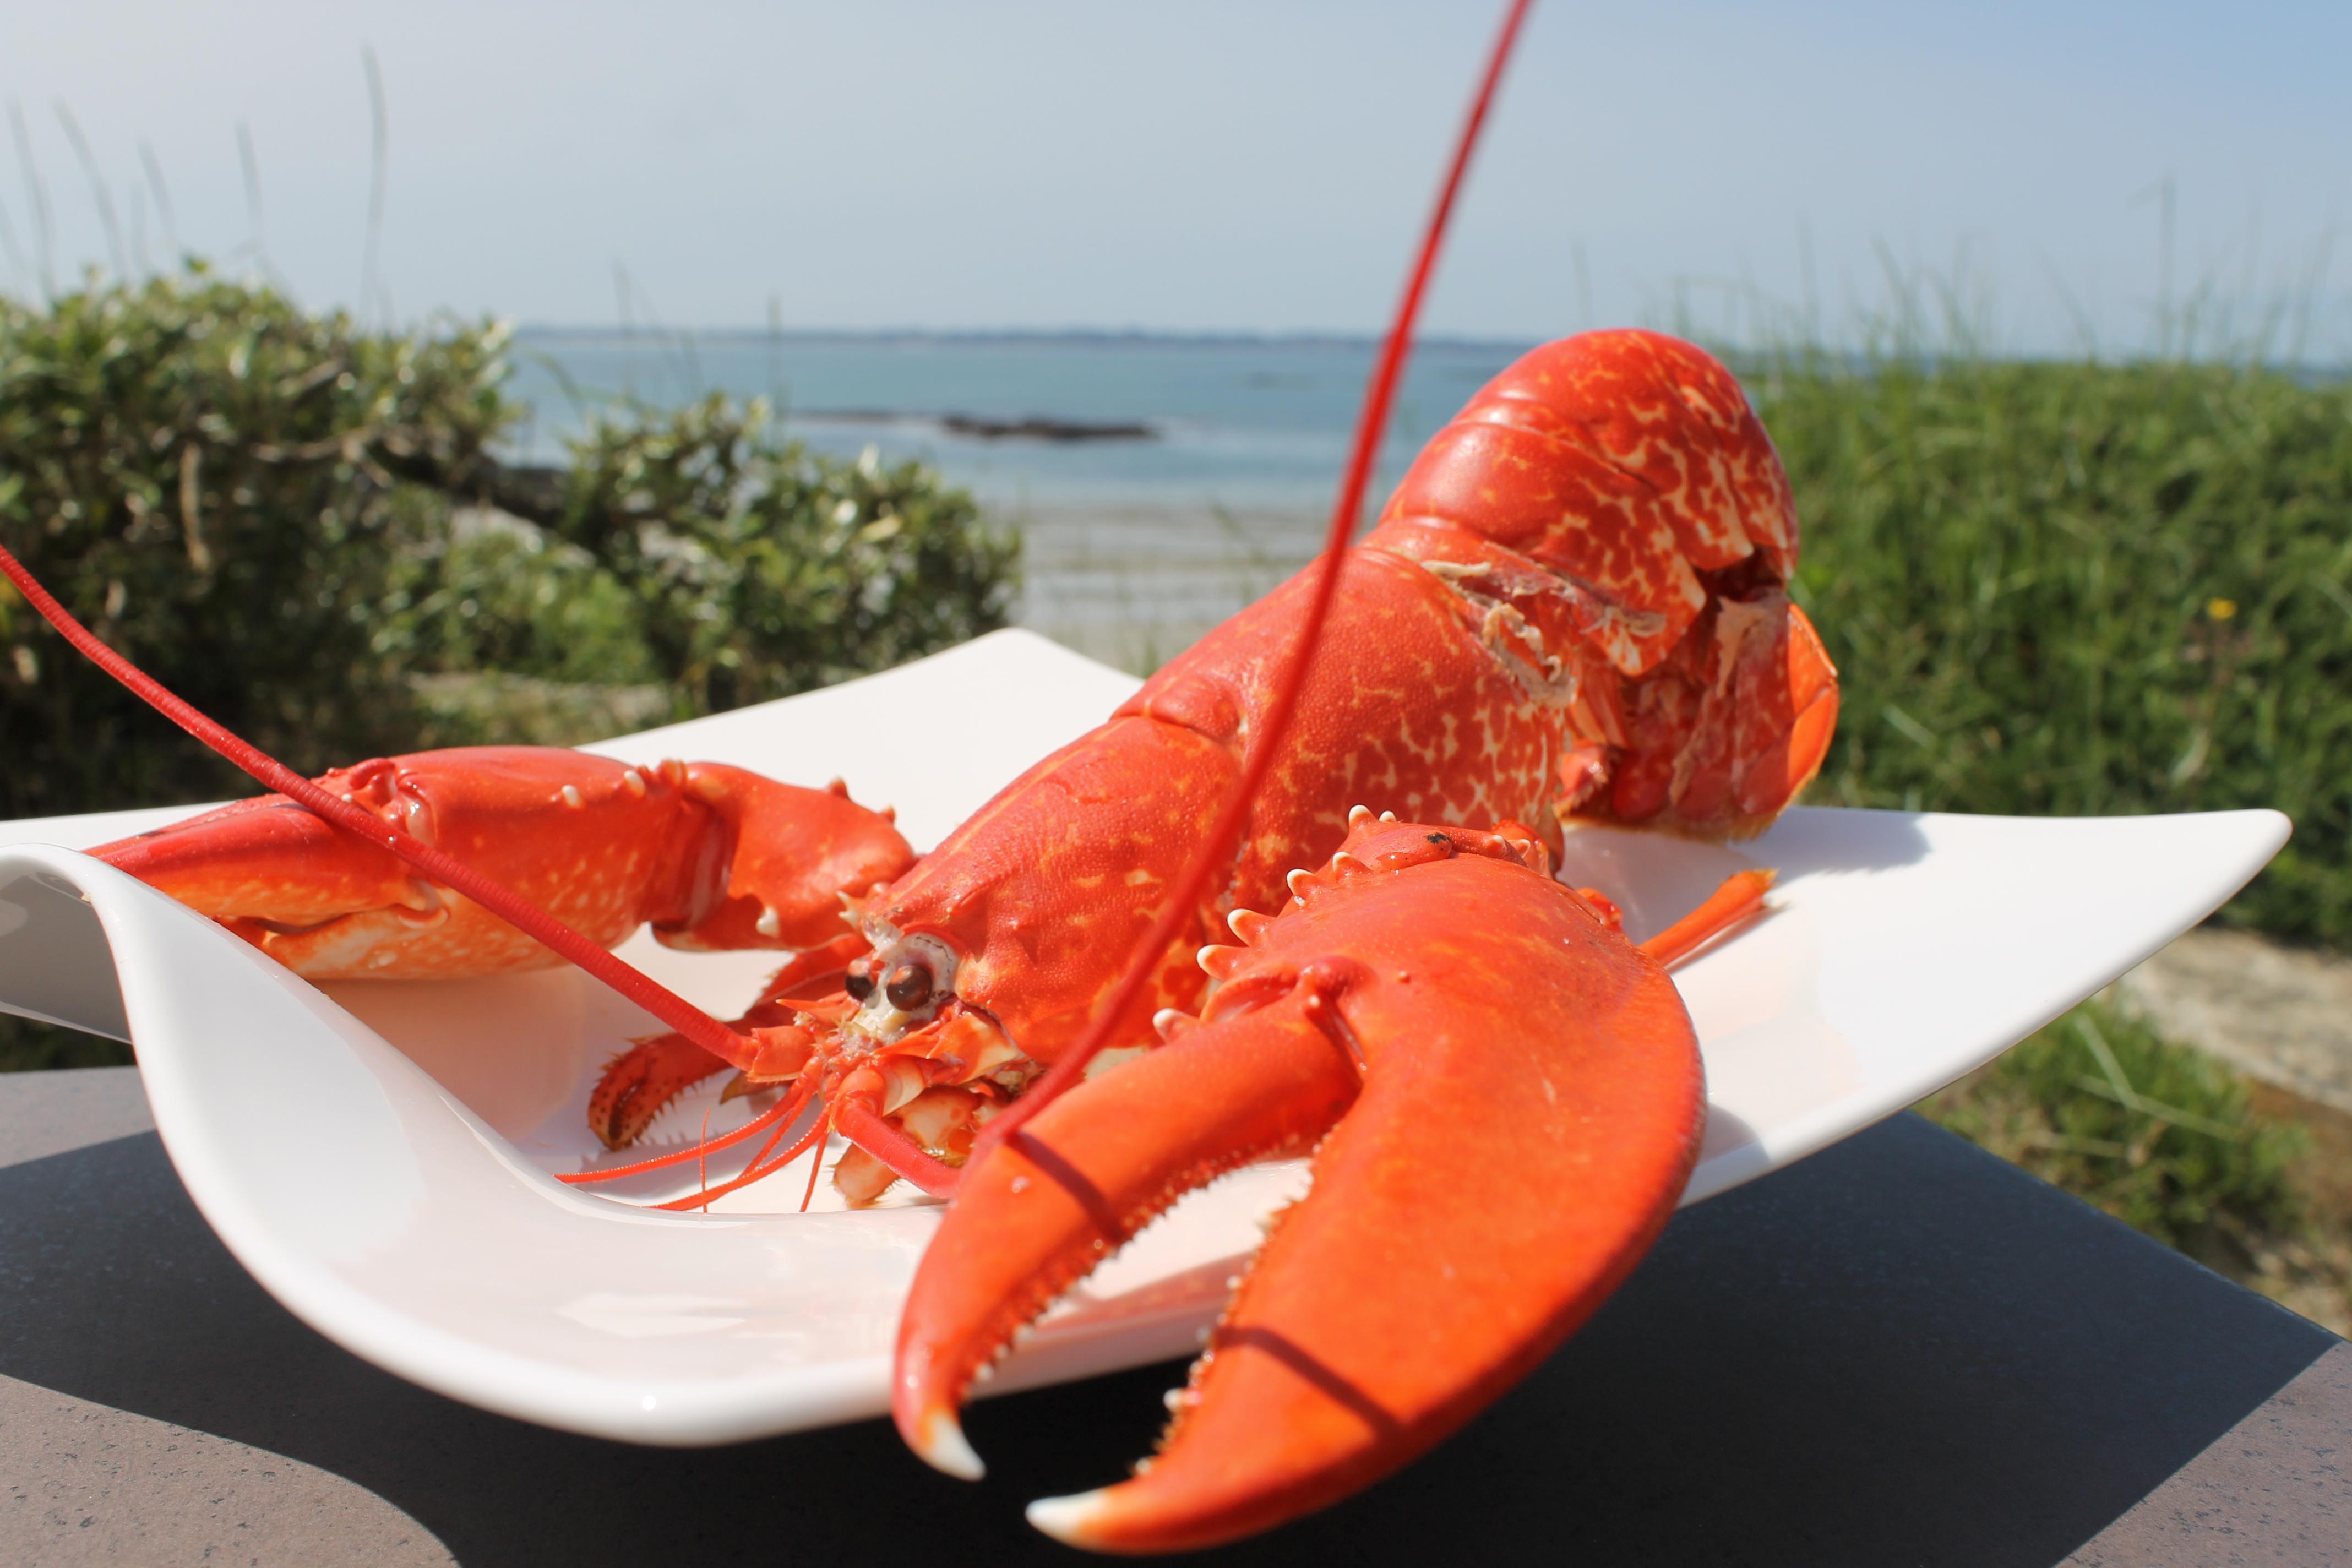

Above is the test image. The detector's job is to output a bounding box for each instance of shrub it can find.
[398,395,1019,716]
[0,265,508,816]
[1764,355,2352,945]
[0,266,1019,819]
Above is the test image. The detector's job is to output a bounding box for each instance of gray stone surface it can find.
[2119,928,2352,1113]
[0,1379,450,1568]
[0,1069,450,1566]
[2069,1340,2351,1566]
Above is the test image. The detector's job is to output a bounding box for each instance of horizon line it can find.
[511,323,1545,351]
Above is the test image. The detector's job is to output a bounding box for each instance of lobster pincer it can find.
[894,814,1706,1552]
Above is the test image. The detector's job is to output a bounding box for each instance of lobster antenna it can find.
[0,542,756,1069]
[650,1103,829,1212]
[973,0,1536,1161]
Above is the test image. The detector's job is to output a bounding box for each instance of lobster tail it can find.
[1373,328,1837,837]
[1608,580,1839,838]
[1378,328,1795,674]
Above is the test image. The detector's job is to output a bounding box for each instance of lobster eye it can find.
[885,963,934,1011]
[843,967,875,1003]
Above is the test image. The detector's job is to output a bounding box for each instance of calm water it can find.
[509,331,1531,668]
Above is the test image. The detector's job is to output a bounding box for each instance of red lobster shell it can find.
[51,328,1836,1549]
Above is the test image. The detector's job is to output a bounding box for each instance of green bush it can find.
[0,266,1019,821]
[407,395,1019,715]
[0,265,507,816]
[385,529,662,692]
[1763,355,2352,945]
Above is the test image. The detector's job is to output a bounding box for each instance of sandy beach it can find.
[1009,499,1327,672]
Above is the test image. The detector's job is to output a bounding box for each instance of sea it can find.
[507,331,1532,670]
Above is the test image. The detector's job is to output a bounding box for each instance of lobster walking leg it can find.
[589,931,868,1148]
[1639,867,1776,966]
[895,818,1705,1551]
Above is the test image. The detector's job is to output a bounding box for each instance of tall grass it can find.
[1919,1000,2348,1329]
[1919,1001,2307,1254]
[1760,351,2352,945]
[1756,309,2352,1322]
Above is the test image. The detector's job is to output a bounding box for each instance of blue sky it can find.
[4,1,2346,355]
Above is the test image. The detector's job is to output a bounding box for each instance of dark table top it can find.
[0,1066,2342,1566]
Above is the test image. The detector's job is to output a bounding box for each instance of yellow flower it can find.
[2207,597,2237,622]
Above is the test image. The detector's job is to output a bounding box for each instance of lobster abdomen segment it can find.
[1379,328,1796,677]
[1371,329,1838,837]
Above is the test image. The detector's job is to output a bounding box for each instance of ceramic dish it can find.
[0,629,2289,1442]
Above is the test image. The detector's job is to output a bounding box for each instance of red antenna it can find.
[0,543,756,1070]
[970,0,1536,1164]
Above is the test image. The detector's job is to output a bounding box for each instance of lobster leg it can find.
[894,819,1705,1551]
[588,1032,742,1151]
[1638,867,1776,967]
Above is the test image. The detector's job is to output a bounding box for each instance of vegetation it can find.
[1920,1002,2306,1252]
[377,396,1019,720]
[1762,347,2352,1317]
[1920,1001,2351,1331]
[0,266,1019,818]
[1762,353,2352,946]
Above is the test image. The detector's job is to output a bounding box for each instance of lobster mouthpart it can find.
[94,747,913,980]
[893,817,1704,1552]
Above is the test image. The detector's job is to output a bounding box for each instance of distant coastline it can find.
[513,324,1540,354]
[504,330,1529,507]
[777,410,1157,442]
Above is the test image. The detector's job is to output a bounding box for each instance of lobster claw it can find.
[92,747,912,981]
[894,819,1705,1552]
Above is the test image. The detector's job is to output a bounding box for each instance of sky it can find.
[3,1,2348,356]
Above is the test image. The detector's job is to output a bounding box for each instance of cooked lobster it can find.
[0,3,1841,1544]
[14,322,1836,1547]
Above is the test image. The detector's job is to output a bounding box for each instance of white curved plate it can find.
[0,629,2289,1444]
